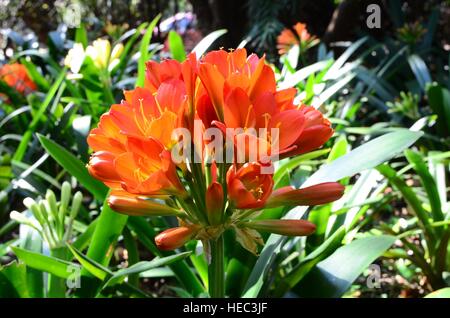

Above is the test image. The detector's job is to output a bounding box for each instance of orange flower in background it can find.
[277,22,318,55]
[87,48,344,253]
[0,63,37,95]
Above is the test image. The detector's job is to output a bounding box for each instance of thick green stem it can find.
[208,235,225,298]
[101,70,115,105]
[48,247,68,298]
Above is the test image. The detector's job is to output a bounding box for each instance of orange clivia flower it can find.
[279,104,333,158]
[196,48,276,126]
[88,136,185,196]
[277,22,318,55]
[87,48,343,255]
[227,162,274,209]
[193,49,331,162]
[87,151,121,183]
[0,63,37,95]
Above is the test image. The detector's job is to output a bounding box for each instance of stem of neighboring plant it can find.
[208,235,225,298]
[101,70,115,105]
[47,247,68,298]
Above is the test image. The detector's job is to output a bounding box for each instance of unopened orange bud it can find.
[108,194,181,217]
[155,226,198,251]
[87,151,120,182]
[206,181,224,225]
[266,182,345,208]
[243,219,316,236]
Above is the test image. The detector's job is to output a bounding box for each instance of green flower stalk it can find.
[10,182,83,297]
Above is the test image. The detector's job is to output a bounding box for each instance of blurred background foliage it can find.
[1,0,449,58]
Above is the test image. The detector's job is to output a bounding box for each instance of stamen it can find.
[263,113,271,129]
[153,92,163,114]
[244,104,254,130]
[139,98,150,128]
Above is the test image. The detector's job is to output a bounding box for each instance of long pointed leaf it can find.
[136,15,161,87]
[296,235,395,297]
[37,134,107,201]
[13,69,66,161]
[12,246,79,279]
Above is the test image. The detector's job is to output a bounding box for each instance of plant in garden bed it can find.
[9,182,83,297]
[378,149,450,291]
[0,17,433,298]
[87,48,346,297]
[86,44,425,297]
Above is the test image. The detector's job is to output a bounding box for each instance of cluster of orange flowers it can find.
[87,48,344,254]
[277,22,319,55]
[0,63,36,97]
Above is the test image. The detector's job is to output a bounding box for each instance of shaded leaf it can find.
[296,235,395,297]
[12,246,79,279]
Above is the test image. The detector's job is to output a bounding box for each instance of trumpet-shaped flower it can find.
[227,162,274,209]
[88,136,185,196]
[196,49,332,161]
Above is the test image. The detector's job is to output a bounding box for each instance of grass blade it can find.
[136,14,161,87]
[12,246,79,279]
[168,30,186,62]
[13,69,66,161]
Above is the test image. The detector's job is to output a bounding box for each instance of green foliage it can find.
[295,235,396,298]
[168,31,186,62]
[136,15,161,87]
